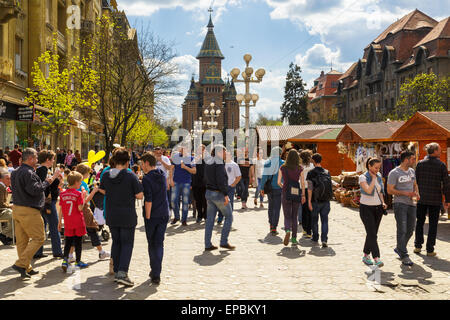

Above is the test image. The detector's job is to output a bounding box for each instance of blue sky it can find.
[118,0,449,124]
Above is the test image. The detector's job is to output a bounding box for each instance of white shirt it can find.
[225,161,241,186]
[156,155,171,178]
[302,163,314,188]
[359,174,382,206]
[255,158,265,179]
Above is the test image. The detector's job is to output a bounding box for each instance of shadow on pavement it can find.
[193,250,230,266]
[416,253,450,273]
[276,246,306,259]
[73,275,158,300]
[257,233,282,245]
[436,222,450,242]
[398,263,434,285]
[0,276,32,299]
[164,221,205,237]
[308,246,336,257]
[298,237,316,247]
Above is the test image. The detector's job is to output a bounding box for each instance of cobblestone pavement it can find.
[1,194,450,300]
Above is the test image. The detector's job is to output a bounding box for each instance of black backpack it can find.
[310,168,333,202]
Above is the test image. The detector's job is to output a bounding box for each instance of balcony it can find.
[0,57,13,81]
[365,72,383,84]
[57,30,67,53]
[80,19,95,35]
[0,0,22,23]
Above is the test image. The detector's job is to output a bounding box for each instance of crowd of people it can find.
[1,140,449,289]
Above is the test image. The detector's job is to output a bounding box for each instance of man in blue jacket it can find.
[141,152,170,285]
[260,147,284,235]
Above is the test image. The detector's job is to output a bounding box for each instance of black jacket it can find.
[416,156,450,206]
[204,156,228,196]
[11,164,49,210]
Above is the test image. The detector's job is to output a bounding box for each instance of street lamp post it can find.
[204,101,221,149]
[230,54,265,136]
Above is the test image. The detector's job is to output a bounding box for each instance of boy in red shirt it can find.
[58,171,88,271]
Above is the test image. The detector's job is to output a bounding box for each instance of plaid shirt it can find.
[416,156,450,206]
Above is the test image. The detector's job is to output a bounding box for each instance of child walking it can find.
[58,171,88,271]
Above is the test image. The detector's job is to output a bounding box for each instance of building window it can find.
[331,81,339,88]
[391,97,395,109]
[231,113,234,129]
[46,0,52,24]
[385,81,389,91]
[365,89,368,96]
[392,81,396,90]
[15,37,23,71]
[191,113,194,130]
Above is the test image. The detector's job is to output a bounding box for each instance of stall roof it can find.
[289,128,343,142]
[256,125,344,143]
[336,121,405,142]
[391,111,450,140]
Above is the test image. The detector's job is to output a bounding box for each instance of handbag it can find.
[375,186,388,216]
[263,175,273,194]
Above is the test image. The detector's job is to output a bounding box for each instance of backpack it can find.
[310,168,333,202]
[263,175,273,194]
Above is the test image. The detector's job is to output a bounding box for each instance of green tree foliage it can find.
[253,113,282,126]
[390,73,449,120]
[280,63,310,125]
[125,113,168,147]
[26,36,98,143]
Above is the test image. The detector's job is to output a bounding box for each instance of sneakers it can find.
[99,251,111,260]
[254,199,258,206]
[322,242,328,248]
[414,247,421,254]
[302,230,307,236]
[68,255,76,263]
[402,257,414,266]
[427,252,437,257]
[270,227,278,236]
[362,256,374,266]
[116,271,134,287]
[374,259,384,268]
[260,204,264,208]
[61,260,69,273]
[291,237,298,245]
[284,230,291,246]
[205,245,218,251]
[28,269,39,276]
[217,218,223,225]
[170,218,179,225]
[306,234,312,239]
[75,261,89,269]
[181,221,188,226]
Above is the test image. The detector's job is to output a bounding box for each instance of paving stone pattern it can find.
[1,196,450,300]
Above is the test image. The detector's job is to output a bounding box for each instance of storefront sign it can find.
[17,106,34,121]
[0,100,23,120]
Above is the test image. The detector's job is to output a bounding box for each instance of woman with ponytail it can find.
[359,157,387,267]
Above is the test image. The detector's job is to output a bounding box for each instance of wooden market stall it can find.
[288,128,353,176]
[391,112,450,171]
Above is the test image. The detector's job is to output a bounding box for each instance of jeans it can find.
[267,189,282,229]
[144,218,167,279]
[218,186,236,221]
[110,226,135,273]
[171,182,191,222]
[281,195,300,238]
[239,178,250,203]
[205,190,233,248]
[311,201,330,243]
[36,200,62,256]
[254,178,264,202]
[360,204,383,258]
[393,203,416,258]
[415,203,440,253]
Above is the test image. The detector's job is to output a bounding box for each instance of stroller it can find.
[90,186,110,242]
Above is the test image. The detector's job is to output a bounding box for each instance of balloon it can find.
[87,150,106,166]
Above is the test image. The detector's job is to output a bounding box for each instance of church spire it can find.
[196,8,224,60]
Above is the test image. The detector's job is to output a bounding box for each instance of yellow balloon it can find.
[87,150,106,166]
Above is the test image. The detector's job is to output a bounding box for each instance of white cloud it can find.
[170,54,198,81]
[118,0,242,19]
[294,43,353,87]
